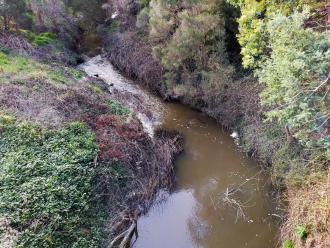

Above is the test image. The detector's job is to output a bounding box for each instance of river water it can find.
[80,56,280,248]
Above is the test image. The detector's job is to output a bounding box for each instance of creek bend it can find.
[80,56,280,248]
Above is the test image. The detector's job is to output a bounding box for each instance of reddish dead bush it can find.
[100,145,124,160]
[115,120,145,140]
[96,114,118,129]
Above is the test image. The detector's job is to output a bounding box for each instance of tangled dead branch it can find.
[214,171,263,222]
[305,4,330,31]
[109,219,137,248]
[0,32,36,55]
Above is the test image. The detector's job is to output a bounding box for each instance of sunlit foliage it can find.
[229,0,324,68]
[258,11,330,154]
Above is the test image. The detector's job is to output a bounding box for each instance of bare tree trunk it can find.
[35,3,45,31]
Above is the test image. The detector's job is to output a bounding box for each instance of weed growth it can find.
[283,240,295,248]
[108,100,130,116]
[0,117,105,247]
[22,30,57,46]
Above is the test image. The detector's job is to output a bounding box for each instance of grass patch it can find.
[0,52,48,84]
[283,240,295,248]
[0,52,84,86]
[49,67,69,84]
[88,84,103,93]
[0,53,31,73]
[50,67,86,84]
[108,100,130,116]
[67,68,86,80]
[0,117,104,247]
[22,30,57,46]
[0,52,9,65]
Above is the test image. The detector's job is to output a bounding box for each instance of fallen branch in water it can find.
[119,220,137,248]
[214,171,263,222]
[109,229,129,248]
[109,219,138,248]
[222,187,248,222]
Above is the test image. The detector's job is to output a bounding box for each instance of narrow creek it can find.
[80,56,280,248]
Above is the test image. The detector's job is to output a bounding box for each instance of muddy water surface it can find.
[135,104,279,248]
[80,56,280,248]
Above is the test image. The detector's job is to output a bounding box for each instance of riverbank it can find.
[0,41,183,247]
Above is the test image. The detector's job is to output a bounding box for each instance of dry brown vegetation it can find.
[305,4,330,31]
[106,31,164,95]
[0,32,77,64]
[99,123,183,247]
[281,172,330,248]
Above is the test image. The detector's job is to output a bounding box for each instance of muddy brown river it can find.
[80,56,280,248]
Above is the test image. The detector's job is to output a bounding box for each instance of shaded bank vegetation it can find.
[105,0,329,247]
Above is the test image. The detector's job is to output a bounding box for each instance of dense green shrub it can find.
[228,0,323,68]
[0,117,103,247]
[258,11,330,155]
[148,0,234,93]
[33,32,57,46]
[107,100,131,116]
[22,31,57,46]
